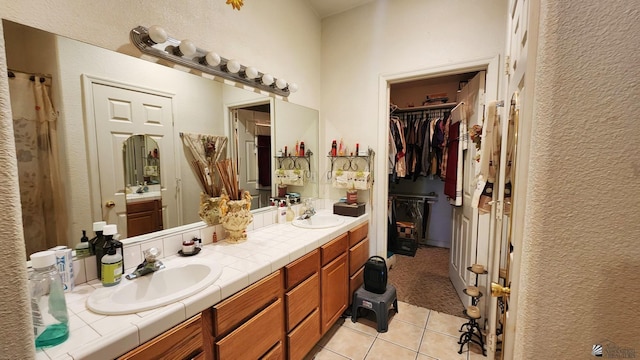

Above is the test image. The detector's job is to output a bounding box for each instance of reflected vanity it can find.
[3,19,319,256]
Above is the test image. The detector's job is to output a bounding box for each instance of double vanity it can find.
[38,208,369,360]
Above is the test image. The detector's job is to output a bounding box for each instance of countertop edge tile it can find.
[68,324,139,360]
[132,302,186,344]
[181,284,222,319]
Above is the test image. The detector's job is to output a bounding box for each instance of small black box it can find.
[333,202,366,217]
[392,237,417,257]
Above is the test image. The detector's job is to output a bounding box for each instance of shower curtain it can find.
[9,72,66,258]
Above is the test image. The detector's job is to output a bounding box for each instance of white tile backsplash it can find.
[162,234,182,258]
[122,244,141,272]
[73,258,86,285]
[85,255,98,282]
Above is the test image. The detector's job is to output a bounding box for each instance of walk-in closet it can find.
[387,71,482,316]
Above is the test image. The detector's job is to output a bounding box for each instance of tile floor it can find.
[305,301,486,360]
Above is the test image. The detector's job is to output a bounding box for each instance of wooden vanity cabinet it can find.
[212,270,284,360]
[320,233,349,335]
[348,221,369,304]
[118,309,211,360]
[284,250,321,360]
[126,199,163,237]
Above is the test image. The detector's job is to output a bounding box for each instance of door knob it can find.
[491,282,511,298]
[105,200,116,208]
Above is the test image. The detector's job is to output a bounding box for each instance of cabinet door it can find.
[118,313,203,360]
[349,237,369,275]
[321,252,348,334]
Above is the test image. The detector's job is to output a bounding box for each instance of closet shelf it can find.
[394,102,457,113]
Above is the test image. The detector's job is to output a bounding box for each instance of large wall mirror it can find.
[3,19,319,258]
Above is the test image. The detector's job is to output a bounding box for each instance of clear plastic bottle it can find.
[29,251,70,347]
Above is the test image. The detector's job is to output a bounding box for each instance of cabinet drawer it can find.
[216,298,284,360]
[118,313,202,360]
[348,221,369,247]
[285,250,319,289]
[349,266,364,303]
[286,272,319,331]
[262,341,284,360]
[287,309,321,360]
[349,237,369,275]
[321,233,348,266]
[214,270,282,336]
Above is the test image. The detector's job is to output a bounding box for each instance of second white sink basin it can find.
[87,260,222,315]
[292,214,344,229]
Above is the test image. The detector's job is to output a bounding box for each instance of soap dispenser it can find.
[101,224,123,287]
[285,195,295,222]
[75,230,91,258]
[90,221,107,278]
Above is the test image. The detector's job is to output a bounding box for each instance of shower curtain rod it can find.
[7,69,51,83]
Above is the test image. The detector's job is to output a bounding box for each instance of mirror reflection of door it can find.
[89,80,177,238]
[232,102,272,210]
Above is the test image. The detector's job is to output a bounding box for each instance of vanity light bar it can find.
[130,25,297,97]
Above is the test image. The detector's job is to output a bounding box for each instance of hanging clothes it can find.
[473,101,501,213]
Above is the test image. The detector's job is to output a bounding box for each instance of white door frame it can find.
[375,58,500,259]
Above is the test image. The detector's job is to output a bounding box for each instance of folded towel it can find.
[275,169,304,186]
[331,170,371,190]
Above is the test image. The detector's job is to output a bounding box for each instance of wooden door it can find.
[90,81,176,235]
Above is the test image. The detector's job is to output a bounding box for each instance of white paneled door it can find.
[449,71,486,308]
[90,81,177,236]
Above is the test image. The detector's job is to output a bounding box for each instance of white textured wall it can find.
[515,1,640,358]
[320,0,507,257]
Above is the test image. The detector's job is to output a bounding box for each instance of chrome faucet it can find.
[298,199,316,220]
[125,247,165,280]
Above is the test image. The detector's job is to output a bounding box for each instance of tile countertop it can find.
[37,210,369,360]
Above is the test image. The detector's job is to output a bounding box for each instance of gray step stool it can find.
[351,284,398,333]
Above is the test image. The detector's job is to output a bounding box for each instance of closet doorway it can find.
[382,56,501,318]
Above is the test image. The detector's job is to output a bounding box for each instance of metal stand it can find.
[458,267,487,356]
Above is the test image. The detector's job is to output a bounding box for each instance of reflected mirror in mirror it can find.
[124,135,161,188]
[3,19,319,257]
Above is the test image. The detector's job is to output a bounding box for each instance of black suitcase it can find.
[363,256,388,294]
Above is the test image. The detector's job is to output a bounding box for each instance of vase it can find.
[220,191,253,243]
[198,193,222,226]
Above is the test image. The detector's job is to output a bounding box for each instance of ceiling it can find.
[306,0,374,19]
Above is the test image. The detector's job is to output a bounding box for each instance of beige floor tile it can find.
[394,301,430,328]
[377,317,425,351]
[419,330,467,360]
[467,342,487,359]
[342,312,380,336]
[321,325,376,360]
[426,310,467,337]
[416,354,438,360]
[365,338,418,360]
[305,345,350,360]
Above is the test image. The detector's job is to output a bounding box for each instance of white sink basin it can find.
[87,260,222,315]
[292,214,345,229]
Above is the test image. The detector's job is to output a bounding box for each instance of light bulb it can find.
[204,51,221,66]
[261,74,274,86]
[225,59,241,73]
[288,83,299,93]
[148,25,168,44]
[275,78,287,90]
[178,39,197,57]
[244,66,259,79]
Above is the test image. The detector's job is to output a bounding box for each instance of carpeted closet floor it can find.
[388,245,464,317]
